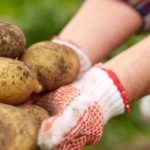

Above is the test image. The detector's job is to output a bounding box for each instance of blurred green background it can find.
[0,0,150,149]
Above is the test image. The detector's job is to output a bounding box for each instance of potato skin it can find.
[0,57,42,105]
[0,103,38,150]
[19,104,49,125]
[0,21,26,58]
[21,41,80,91]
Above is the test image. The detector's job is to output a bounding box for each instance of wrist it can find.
[96,64,130,123]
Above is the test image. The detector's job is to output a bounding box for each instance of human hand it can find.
[37,63,130,150]
[23,36,92,105]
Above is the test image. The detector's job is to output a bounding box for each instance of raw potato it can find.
[19,104,49,125]
[0,21,26,58]
[21,41,80,91]
[0,103,38,150]
[0,57,42,105]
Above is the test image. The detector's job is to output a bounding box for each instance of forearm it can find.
[59,0,142,64]
[106,36,150,103]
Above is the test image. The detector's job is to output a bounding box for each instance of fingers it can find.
[38,100,104,150]
[35,92,56,114]
[57,136,87,150]
[37,86,81,115]
[22,93,42,105]
[38,101,85,149]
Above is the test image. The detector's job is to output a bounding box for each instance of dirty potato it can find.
[19,104,49,125]
[0,57,42,105]
[0,103,39,150]
[21,41,80,91]
[0,21,26,58]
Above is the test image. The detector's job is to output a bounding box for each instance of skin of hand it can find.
[59,0,142,64]
[106,36,150,102]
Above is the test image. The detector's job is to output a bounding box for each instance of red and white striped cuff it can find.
[94,64,130,123]
[97,64,130,112]
[52,36,92,78]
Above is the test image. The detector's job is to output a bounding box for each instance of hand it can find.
[23,36,92,106]
[37,63,130,150]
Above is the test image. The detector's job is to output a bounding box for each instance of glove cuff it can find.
[95,64,130,123]
[52,36,92,78]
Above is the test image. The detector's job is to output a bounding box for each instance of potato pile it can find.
[0,21,80,150]
[0,22,42,105]
[0,21,26,58]
[0,103,49,150]
[21,41,79,91]
[19,104,49,125]
[0,57,42,105]
[0,103,38,150]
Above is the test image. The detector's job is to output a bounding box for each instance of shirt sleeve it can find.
[122,0,150,31]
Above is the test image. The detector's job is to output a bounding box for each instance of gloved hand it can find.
[36,63,130,150]
[52,37,92,78]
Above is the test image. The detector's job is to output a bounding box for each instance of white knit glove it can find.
[52,37,92,78]
[36,63,130,150]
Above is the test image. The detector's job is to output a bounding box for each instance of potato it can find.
[0,57,42,105]
[0,103,38,150]
[19,104,49,125]
[21,41,80,91]
[0,21,26,58]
